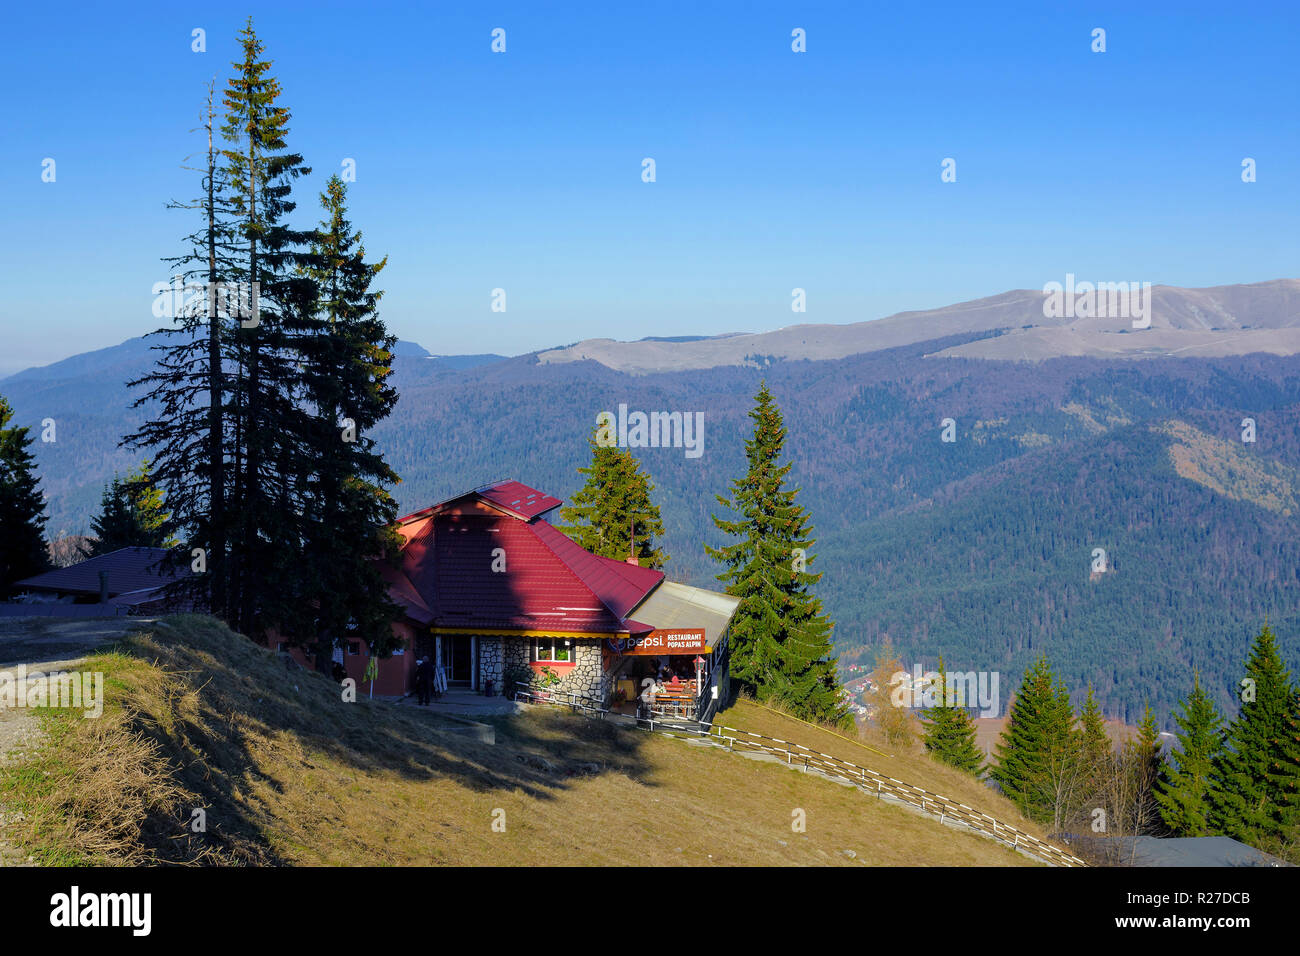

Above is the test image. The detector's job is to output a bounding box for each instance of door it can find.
[442,635,474,686]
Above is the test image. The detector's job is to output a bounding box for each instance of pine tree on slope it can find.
[991,656,1078,826]
[707,382,846,725]
[921,656,984,774]
[1077,685,1111,803]
[220,17,316,638]
[1154,671,1224,837]
[1208,625,1300,854]
[82,460,174,557]
[126,81,241,618]
[292,174,403,669]
[558,431,667,569]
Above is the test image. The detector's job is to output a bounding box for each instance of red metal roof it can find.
[15,547,188,597]
[529,522,665,619]
[475,480,562,520]
[396,479,561,526]
[378,563,434,625]
[397,511,663,636]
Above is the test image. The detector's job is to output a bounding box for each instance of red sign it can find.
[621,628,708,656]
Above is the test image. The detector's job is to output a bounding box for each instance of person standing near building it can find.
[416,656,433,706]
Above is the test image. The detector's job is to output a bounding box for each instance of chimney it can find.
[98,571,109,604]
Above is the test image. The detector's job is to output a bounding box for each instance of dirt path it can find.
[0,616,156,866]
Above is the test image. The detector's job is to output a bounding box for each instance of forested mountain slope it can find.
[6,310,1300,725]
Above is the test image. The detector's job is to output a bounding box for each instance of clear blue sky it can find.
[2,1,1297,376]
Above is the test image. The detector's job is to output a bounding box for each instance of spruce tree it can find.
[82,461,173,557]
[1155,672,1224,837]
[558,432,667,568]
[1077,685,1111,809]
[220,17,315,638]
[291,175,403,670]
[707,382,846,725]
[1208,624,1300,853]
[921,657,984,774]
[1078,687,1110,771]
[0,395,49,596]
[991,656,1078,825]
[127,80,241,618]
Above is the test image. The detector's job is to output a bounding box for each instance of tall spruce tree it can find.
[921,657,984,774]
[1155,672,1224,837]
[82,461,173,557]
[220,17,315,638]
[1208,624,1300,853]
[558,431,667,569]
[291,175,403,669]
[707,382,846,725]
[0,395,49,596]
[991,656,1079,825]
[127,80,241,618]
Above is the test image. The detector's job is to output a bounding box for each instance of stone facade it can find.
[478,636,504,693]
[491,637,606,701]
[501,636,532,695]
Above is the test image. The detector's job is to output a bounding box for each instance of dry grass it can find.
[716,695,1051,841]
[0,615,1038,866]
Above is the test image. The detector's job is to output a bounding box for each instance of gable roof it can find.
[398,511,664,636]
[390,480,675,637]
[378,563,434,625]
[528,521,665,619]
[475,480,562,520]
[15,547,188,597]
[396,479,561,526]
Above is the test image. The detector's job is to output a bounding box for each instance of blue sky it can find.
[1,1,1297,376]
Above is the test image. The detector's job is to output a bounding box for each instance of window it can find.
[535,638,573,663]
[347,641,362,656]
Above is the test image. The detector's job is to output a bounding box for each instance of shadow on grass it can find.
[71,616,652,863]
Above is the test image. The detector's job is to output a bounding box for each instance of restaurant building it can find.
[376,480,740,718]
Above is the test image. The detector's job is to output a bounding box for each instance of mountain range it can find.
[5,278,1299,725]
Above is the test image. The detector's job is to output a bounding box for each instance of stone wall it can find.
[478,636,504,692]
[501,637,532,695]
[494,637,605,701]
[563,640,604,701]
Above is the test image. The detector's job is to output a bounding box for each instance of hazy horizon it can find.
[4,2,1298,375]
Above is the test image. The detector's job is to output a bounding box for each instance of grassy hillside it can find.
[0,616,1041,866]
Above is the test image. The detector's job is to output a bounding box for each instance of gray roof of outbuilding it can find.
[15,547,188,597]
[1121,836,1291,867]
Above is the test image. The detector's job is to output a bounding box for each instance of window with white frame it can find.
[534,637,574,663]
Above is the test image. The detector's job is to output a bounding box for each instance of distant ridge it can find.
[536,279,1300,374]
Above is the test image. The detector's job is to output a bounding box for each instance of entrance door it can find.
[442,635,474,686]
